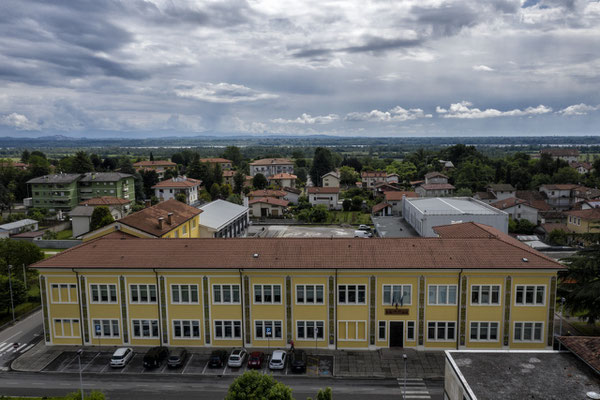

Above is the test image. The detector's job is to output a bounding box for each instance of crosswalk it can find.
[396,378,431,399]
[0,342,35,357]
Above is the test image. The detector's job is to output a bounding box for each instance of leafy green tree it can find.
[339,166,359,186]
[220,184,232,199]
[295,168,308,185]
[552,167,580,184]
[548,229,568,246]
[213,164,224,186]
[62,390,105,400]
[0,239,44,275]
[163,168,178,180]
[70,151,95,173]
[210,183,221,200]
[171,152,185,166]
[351,196,363,211]
[385,161,417,183]
[455,187,473,197]
[225,370,293,400]
[454,160,495,192]
[151,196,159,205]
[310,147,334,186]
[149,152,154,162]
[222,146,243,167]
[30,150,46,159]
[310,205,329,223]
[199,190,212,203]
[90,154,102,171]
[561,241,600,323]
[253,173,268,190]
[175,193,187,204]
[316,387,332,400]
[341,157,362,172]
[27,155,51,177]
[101,157,118,171]
[43,230,58,240]
[20,150,30,163]
[233,171,246,194]
[531,173,552,189]
[90,206,115,231]
[140,169,159,198]
[342,198,352,211]
[118,157,136,175]
[226,194,242,205]
[0,275,26,314]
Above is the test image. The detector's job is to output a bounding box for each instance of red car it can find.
[247,351,264,369]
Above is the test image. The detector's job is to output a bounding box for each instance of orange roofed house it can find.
[249,158,294,178]
[152,176,202,206]
[133,160,177,179]
[199,158,232,170]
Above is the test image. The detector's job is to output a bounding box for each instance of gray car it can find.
[227,348,247,368]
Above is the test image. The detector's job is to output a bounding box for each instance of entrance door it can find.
[261,208,268,217]
[389,321,404,347]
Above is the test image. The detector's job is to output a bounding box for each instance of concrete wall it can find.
[34,239,81,249]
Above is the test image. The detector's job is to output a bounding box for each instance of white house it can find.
[490,197,538,225]
[248,197,289,217]
[0,218,38,237]
[249,158,294,178]
[307,187,340,210]
[152,176,202,206]
[539,184,578,210]
[384,191,419,216]
[283,187,301,205]
[268,173,297,189]
[415,172,455,197]
[322,171,340,188]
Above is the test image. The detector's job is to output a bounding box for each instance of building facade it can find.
[152,176,201,206]
[78,173,135,202]
[249,158,294,178]
[28,174,82,212]
[34,230,561,351]
[307,187,340,210]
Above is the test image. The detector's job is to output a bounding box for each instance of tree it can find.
[90,206,115,231]
[163,168,178,180]
[316,387,332,400]
[70,151,95,173]
[339,166,359,186]
[342,198,352,211]
[20,150,30,163]
[118,157,136,175]
[351,196,363,211]
[27,155,50,177]
[386,161,417,183]
[226,194,243,205]
[548,229,568,246]
[90,154,102,171]
[552,167,580,184]
[454,160,495,192]
[101,157,118,171]
[210,183,221,200]
[295,168,308,185]
[149,152,154,162]
[233,171,246,194]
[341,157,362,172]
[225,370,293,400]
[213,164,224,185]
[140,169,159,198]
[0,239,44,275]
[253,174,268,190]
[220,184,232,199]
[310,147,334,186]
[310,205,329,223]
[561,242,600,323]
[175,193,187,204]
[0,275,26,314]
[222,146,243,167]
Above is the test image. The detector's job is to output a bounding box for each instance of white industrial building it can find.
[402,197,509,237]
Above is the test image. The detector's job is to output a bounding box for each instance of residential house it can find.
[475,184,516,204]
[539,184,579,210]
[152,176,202,206]
[307,187,340,210]
[79,196,132,219]
[78,172,135,202]
[386,174,399,184]
[70,206,96,238]
[199,158,233,170]
[268,173,297,189]
[0,218,38,237]
[198,199,249,238]
[223,170,252,188]
[570,161,593,175]
[249,197,289,217]
[27,174,82,212]
[283,187,301,205]
[249,158,294,178]
[0,161,29,170]
[384,191,419,216]
[247,189,286,201]
[573,186,600,203]
[34,222,563,351]
[438,160,455,170]
[565,208,600,234]
[80,199,202,241]
[133,160,177,179]
[373,182,401,196]
[321,171,340,188]
[490,197,538,225]
[415,172,455,197]
[578,200,600,210]
[540,148,579,163]
[372,202,392,216]
[361,171,387,188]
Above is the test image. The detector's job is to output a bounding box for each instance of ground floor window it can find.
[378,321,386,341]
[427,321,456,341]
[514,322,543,342]
[54,319,80,338]
[406,321,415,341]
[173,320,201,339]
[214,320,242,339]
[254,320,283,339]
[92,319,119,338]
[338,321,367,341]
[470,322,499,341]
[296,320,324,340]
[132,319,159,338]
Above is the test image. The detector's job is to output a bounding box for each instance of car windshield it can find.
[230,356,239,360]
[112,355,123,360]
[169,356,179,360]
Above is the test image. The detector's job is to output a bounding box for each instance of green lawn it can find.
[56,229,73,240]
[570,321,600,336]
[325,211,372,225]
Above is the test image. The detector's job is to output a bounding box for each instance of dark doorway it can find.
[389,321,404,347]
[261,208,268,217]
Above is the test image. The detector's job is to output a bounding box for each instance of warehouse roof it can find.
[199,200,248,231]
[406,197,503,216]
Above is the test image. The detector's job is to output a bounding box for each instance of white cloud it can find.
[558,103,600,116]
[0,113,40,131]
[437,101,552,119]
[174,81,278,104]
[472,65,494,72]
[271,113,339,124]
[346,106,432,122]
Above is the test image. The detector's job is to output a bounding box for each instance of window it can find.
[514,322,543,342]
[471,285,501,305]
[192,218,196,228]
[173,320,201,339]
[428,285,457,305]
[254,284,282,304]
[132,319,159,338]
[92,319,119,338]
[213,284,240,304]
[515,285,545,305]
[296,321,324,340]
[254,320,283,339]
[378,321,386,341]
[406,321,415,341]
[338,321,366,341]
[338,285,366,304]
[427,321,456,341]
[182,225,187,235]
[470,322,499,341]
[296,285,324,304]
[171,284,199,304]
[382,285,412,305]
[130,284,157,303]
[54,319,80,338]
[50,283,78,303]
[90,284,118,303]
[214,320,242,339]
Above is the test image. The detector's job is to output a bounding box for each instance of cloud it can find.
[174,82,278,104]
[558,103,600,116]
[346,106,432,122]
[271,113,339,124]
[472,65,495,72]
[0,113,40,130]
[437,101,552,118]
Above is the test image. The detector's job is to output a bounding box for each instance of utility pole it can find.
[77,349,84,400]
[22,264,27,290]
[558,297,566,351]
[403,354,408,400]
[8,265,15,323]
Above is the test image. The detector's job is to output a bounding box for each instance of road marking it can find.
[1,331,23,343]
[183,354,194,374]
[15,343,27,352]
[100,363,109,373]
[22,344,35,353]
[82,352,100,371]
[0,343,12,352]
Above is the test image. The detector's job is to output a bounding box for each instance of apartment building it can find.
[249,158,294,178]
[27,174,82,212]
[152,176,201,206]
[78,172,135,202]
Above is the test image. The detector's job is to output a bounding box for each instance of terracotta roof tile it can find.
[118,199,201,236]
[152,177,202,189]
[307,187,339,194]
[133,160,176,167]
[385,191,418,201]
[248,197,289,207]
[249,158,293,166]
[565,208,600,220]
[361,171,387,178]
[490,197,527,210]
[424,172,448,179]
[558,336,600,374]
[372,202,391,213]
[79,196,131,206]
[247,189,286,198]
[419,183,455,190]
[269,173,297,180]
[199,158,232,164]
[541,184,579,190]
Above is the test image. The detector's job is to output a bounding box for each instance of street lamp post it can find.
[403,354,408,400]
[8,265,15,324]
[22,264,27,290]
[558,297,566,351]
[77,348,84,400]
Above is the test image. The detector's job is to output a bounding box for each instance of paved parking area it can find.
[250,225,356,238]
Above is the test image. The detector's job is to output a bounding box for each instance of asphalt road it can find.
[0,310,43,371]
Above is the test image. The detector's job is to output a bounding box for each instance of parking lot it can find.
[41,349,332,377]
[250,225,357,238]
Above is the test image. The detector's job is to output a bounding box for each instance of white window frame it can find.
[254,320,283,340]
[171,284,199,304]
[92,319,120,338]
[129,284,157,304]
[382,284,412,306]
[514,285,546,306]
[427,285,458,305]
[470,285,501,306]
[50,283,78,304]
[406,321,416,341]
[427,321,456,342]
[296,320,325,341]
[182,224,187,235]
[89,283,118,304]
[378,320,386,341]
[469,321,500,342]
[338,284,367,305]
[172,319,201,339]
[212,284,241,304]
[53,318,80,338]
[337,320,367,341]
[513,321,544,342]
[253,284,282,304]
[131,319,159,338]
[295,284,325,305]
[214,320,242,339]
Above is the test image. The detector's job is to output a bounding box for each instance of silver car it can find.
[227,348,247,368]
[269,350,287,370]
[110,347,133,368]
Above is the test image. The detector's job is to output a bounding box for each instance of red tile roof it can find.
[199,158,231,164]
[372,202,391,213]
[152,177,201,189]
[118,199,202,236]
[223,170,235,177]
[565,208,600,220]
[247,189,286,198]
[361,171,387,178]
[541,184,579,190]
[248,197,289,207]
[269,173,297,180]
[307,187,339,194]
[32,224,563,270]
[424,172,448,179]
[490,197,527,210]
[385,191,418,201]
[419,183,455,190]
[250,158,293,166]
[539,223,569,233]
[558,336,600,374]
[133,160,177,167]
[79,196,131,206]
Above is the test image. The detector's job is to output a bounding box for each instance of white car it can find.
[227,348,248,368]
[354,230,372,238]
[269,350,287,370]
[110,347,134,368]
[358,224,371,231]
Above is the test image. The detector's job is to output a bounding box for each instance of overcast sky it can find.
[0,0,599,138]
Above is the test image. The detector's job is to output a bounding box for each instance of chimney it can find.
[145,199,151,208]
[158,217,164,230]
[167,212,173,225]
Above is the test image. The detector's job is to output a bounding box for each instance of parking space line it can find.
[160,362,168,373]
[82,352,100,371]
[182,354,194,374]
[100,363,109,373]
[222,365,227,375]
[59,355,78,372]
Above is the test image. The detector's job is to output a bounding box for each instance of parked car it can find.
[247,351,264,369]
[358,225,371,231]
[143,346,169,368]
[269,350,287,370]
[354,230,372,238]
[110,347,133,368]
[290,349,307,373]
[227,348,248,368]
[167,348,188,368]
[208,349,228,368]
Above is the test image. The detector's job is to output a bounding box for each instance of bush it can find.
[351,196,363,211]
[342,198,352,212]
[226,370,292,400]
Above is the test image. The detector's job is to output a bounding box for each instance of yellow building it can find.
[34,223,562,351]
[81,199,202,241]
[566,208,600,234]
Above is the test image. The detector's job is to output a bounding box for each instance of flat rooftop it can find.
[407,197,502,216]
[372,216,419,238]
[198,199,248,230]
[448,351,600,400]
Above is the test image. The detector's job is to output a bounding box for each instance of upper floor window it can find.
[171,284,199,304]
[254,284,282,304]
[338,285,366,304]
[471,285,501,305]
[90,284,118,304]
[296,285,324,304]
[213,284,240,304]
[428,285,457,305]
[515,285,545,306]
[50,283,77,303]
[382,285,411,306]
[130,284,157,304]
